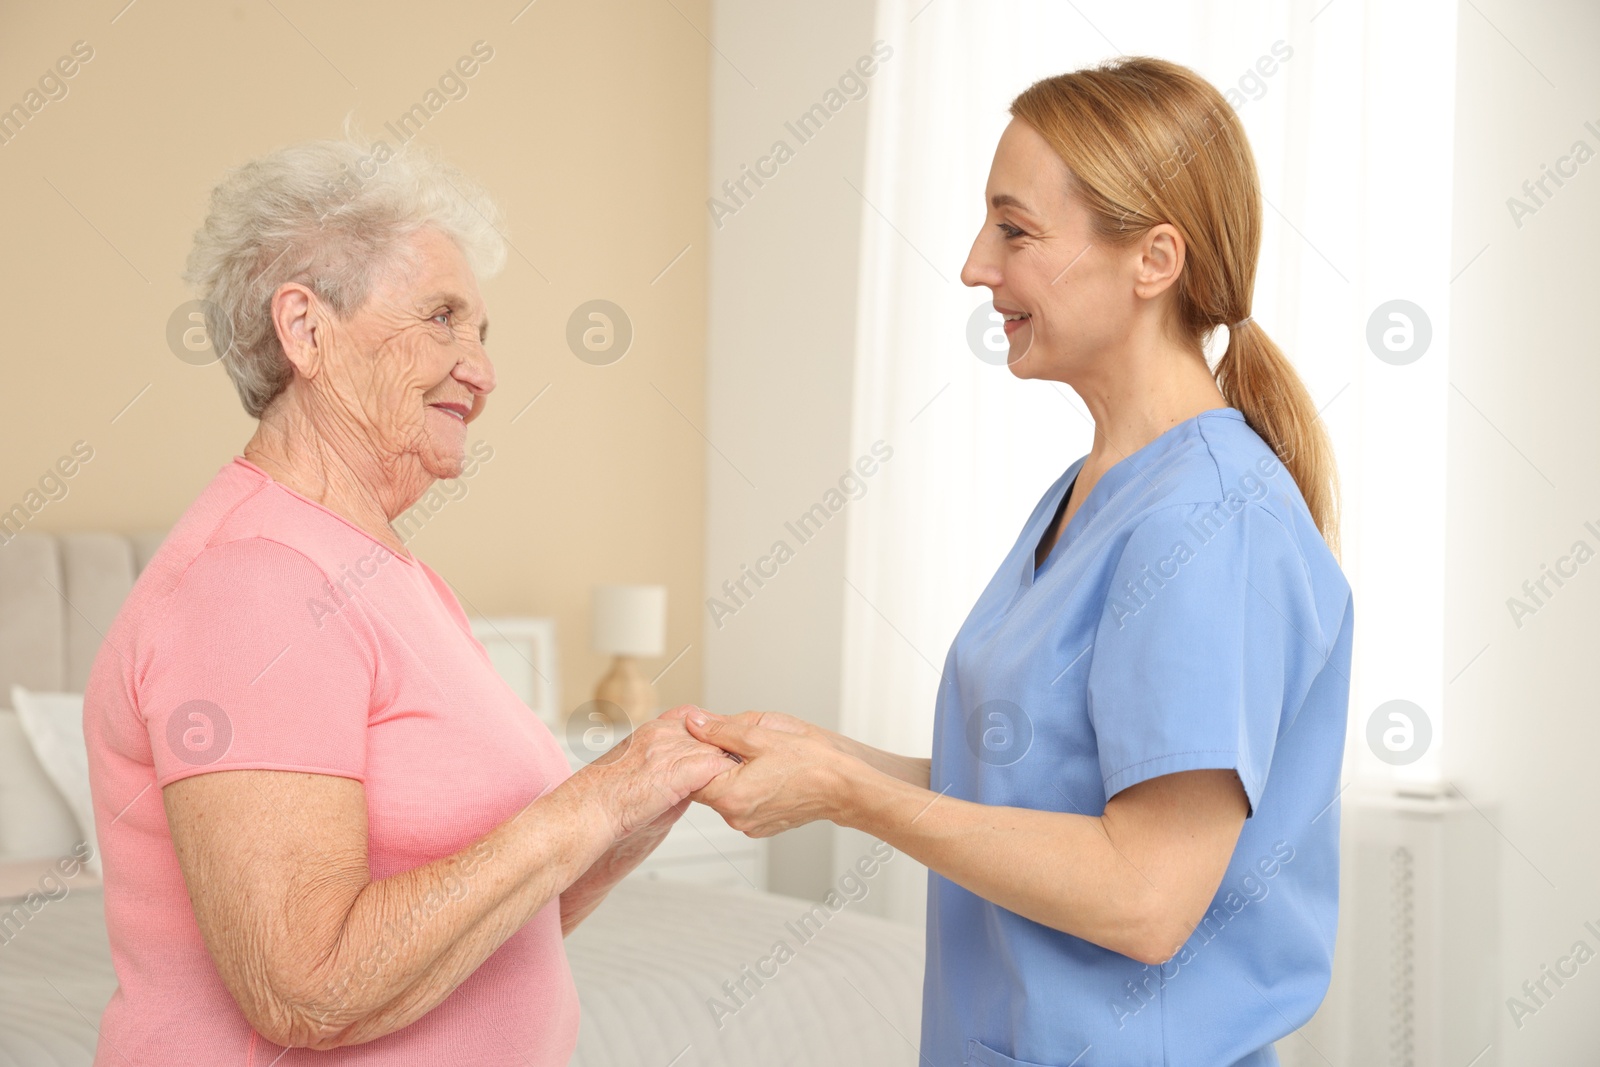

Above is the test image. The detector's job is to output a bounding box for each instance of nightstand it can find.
[468,615,766,891]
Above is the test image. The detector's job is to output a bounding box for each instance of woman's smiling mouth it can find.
[429,401,470,422]
[998,306,1032,336]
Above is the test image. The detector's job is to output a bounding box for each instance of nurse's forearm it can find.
[828,732,930,788]
[836,761,1243,966]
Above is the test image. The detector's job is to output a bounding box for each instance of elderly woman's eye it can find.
[998,222,1026,239]
[432,310,452,326]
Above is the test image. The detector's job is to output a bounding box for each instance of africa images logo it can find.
[166,700,232,766]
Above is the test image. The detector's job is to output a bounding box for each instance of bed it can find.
[0,532,924,1066]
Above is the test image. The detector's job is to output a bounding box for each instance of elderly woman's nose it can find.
[454,341,496,395]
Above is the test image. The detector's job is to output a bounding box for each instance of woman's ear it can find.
[1133,222,1186,300]
[270,281,325,381]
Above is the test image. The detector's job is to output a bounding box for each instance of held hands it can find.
[579,706,737,839]
[658,707,856,838]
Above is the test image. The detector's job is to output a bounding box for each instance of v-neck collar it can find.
[1032,473,1079,582]
[1022,406,1243,588]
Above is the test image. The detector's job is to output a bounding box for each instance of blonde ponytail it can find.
[1216,320,1340,556]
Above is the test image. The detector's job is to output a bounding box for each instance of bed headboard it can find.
[0,531,168,697]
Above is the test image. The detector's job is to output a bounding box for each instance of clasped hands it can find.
[651,706,854,838]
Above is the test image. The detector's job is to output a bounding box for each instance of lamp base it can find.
[594,654,658,724]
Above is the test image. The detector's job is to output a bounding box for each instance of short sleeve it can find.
[1085,502,1324,814]
[139,538,374,787]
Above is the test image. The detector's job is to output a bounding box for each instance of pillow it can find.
[9,687,99,876]
[0,709,82,863]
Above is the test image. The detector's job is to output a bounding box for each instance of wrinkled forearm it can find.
[558,823,675,935]
[267,778,616,1049]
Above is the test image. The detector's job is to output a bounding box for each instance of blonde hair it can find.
[1011,57,1340,554]
[184,134,506,418]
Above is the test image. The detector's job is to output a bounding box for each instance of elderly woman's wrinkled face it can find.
[313,226,494,483]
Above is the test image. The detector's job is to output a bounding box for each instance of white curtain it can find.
[835,0,1457,929]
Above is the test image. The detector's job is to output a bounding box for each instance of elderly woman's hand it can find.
[546,707,738,934]
[570,706,736,838]
[678,710,860,837]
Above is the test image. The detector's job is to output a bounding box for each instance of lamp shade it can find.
[591,584,666,657]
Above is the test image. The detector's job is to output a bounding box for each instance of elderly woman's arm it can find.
[557,798,689,934]
[162,716,726,1051]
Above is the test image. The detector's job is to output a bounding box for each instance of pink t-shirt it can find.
[83,458,580,1066]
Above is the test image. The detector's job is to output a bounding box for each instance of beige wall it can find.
[0,0,710,716]
[703,0,877,899]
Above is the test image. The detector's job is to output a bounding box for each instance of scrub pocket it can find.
[966,1039,1078,1067]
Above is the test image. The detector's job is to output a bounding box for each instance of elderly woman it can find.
[82,140,729,1065]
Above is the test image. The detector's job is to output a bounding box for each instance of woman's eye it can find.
[998,222,1025,239]
[432,310,452,326]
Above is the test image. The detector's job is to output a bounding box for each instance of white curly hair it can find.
[183,133,506,417]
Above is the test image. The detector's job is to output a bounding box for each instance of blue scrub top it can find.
[922,407,1354,1067]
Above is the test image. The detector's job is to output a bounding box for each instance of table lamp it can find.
[591,584,667,723]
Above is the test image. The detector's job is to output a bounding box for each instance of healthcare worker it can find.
[682,55,1353,1067]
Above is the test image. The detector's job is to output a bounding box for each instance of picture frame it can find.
[468,616,559,727]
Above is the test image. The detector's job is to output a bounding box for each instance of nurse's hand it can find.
[678,710,855,837]
[657,706,821,744]
[659,706,932,789]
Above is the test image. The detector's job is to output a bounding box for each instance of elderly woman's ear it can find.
[269,281,329,380]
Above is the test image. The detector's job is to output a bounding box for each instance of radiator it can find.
[1283,783,1499,1067]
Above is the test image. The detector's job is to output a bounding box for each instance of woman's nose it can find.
[961,229,1000,289]
[455,340,496,396]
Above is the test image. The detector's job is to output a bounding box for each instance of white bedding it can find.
[568,879,923,1066]
[0,879,111,1067]
[0,876,923,1067]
